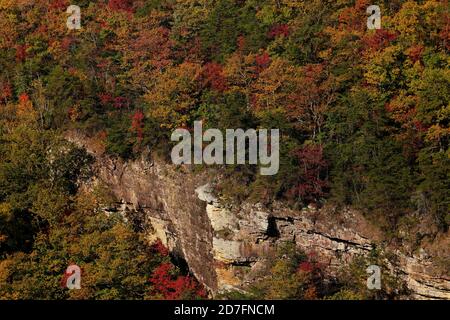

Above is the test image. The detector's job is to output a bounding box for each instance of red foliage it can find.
[413,120,428,133]
[298,252,323,274]
[49,0,68,11]
[113,97,129,109]
[187,37,203,61]
[268,24,290,38]
[363,29,397,51]
[303,63,324,77]
[201,62,228,92]
[298,261,314,273]
[296,253,324,299]
[98,94,129,109]
[36,24,48,35]
[60,37,74,51]
[131,110,144,142]
[338,0,370,32]
[96,58,111,70]
[15,44,28,62]
[149,263,207,300]
[132,27,173,70]
[255,51,271,72]
[407,45,424,63]
[0,82,12,101]
[108,0,134,13]
[68,67,78,76]
[19,93,30,104]
[67,106,76,120]
[98,92,126,109]
[287,144,328,204]
[151,239,169,257]
[98,93,113,105]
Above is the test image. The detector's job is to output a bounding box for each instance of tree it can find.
[149,263,207,300]
[144,62,202,129]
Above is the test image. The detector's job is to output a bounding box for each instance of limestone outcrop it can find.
[66,130,450,299]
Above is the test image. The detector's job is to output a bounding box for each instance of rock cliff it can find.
[66,131,449,299]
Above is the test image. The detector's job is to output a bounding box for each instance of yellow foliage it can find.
[145,62,202,129]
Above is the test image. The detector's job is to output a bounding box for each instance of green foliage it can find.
[1,0,445,228]
[326,250,410,300]
[0,191,167,300]
[0,125,93,255]
[0,0,448,300]
[326,88,413,216]
[105,116,134,159]
[226,242,326,300]
[0,123,198,300]
[198,0,268,62]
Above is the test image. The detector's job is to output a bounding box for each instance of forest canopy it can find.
[0,0,448,299]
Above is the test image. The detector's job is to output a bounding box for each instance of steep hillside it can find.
[0,0,448,300]
[67,130,450,299]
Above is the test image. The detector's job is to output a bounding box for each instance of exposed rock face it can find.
[399,253,450,299]
[66,131,449,299]
[195,185,379,292]
[196,186,449,299]
[66,130,218,292]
